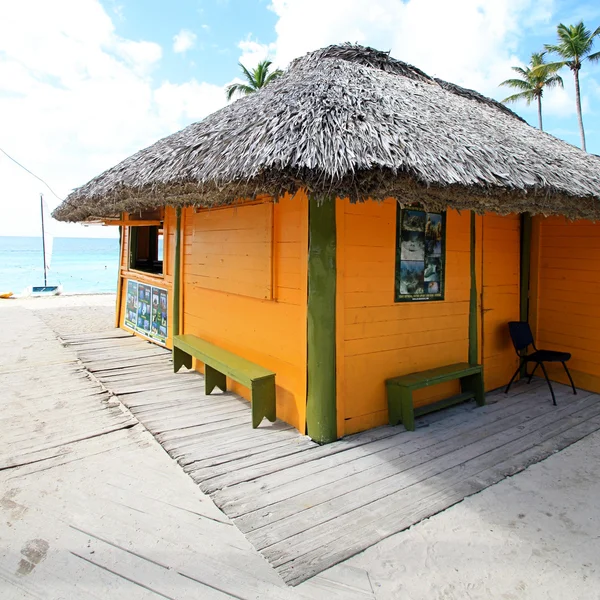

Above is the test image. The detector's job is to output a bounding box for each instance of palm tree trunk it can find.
[537,95,543,131]
[573,68,586,151]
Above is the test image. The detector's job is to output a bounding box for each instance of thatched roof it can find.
[54,44,600,222]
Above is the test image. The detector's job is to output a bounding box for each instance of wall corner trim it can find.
[306,196,337,443]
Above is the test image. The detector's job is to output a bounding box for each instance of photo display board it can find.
[395,208,446,302]
[124,279,168,345]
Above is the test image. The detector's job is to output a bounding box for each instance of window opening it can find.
[129,224,163,275]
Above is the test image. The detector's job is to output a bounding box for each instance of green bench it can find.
[173,334,276,428]
[386,362,485,431]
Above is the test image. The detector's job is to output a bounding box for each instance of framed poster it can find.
[395,208,446,302]
[124,279,139,329]
[150,287,169,343]
[123,279,168,345]
[137,283,152,335]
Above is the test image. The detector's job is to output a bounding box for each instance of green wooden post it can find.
[306,196,337,444]
[468,212,478,366]
[520,213,532,322]
[172,208,182,338]
[115,223,123,328]
[519,212,532,376]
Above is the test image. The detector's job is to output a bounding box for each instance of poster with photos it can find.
[150,287,169,344]
[124,279,139,330]
[137,283,152,335]
[395,208,445,302]
[123,279,168,345]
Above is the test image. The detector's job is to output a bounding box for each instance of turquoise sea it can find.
[0,236,120,295]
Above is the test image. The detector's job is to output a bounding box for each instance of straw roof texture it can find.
[54,44,600,222]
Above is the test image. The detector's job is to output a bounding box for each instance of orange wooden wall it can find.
[532,215,600,392]
[336,200,524,436]
[481,213,520,391]
[181,193,308,432]
[117,207,176,349]
[185,203,274,299]
[336,198,472,436]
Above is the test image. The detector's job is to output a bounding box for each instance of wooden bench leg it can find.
[205,364,226,395]
[173,347,193,373]
[400,389,415,431]
[461,372,486,407]
[250,377,276,428]
[387,384,402,426]
[387,385,415,431]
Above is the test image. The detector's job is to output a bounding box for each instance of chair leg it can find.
[539,362,557,406]
[505,364,522,395]
[562,362,577,395]
[527,362,539,384]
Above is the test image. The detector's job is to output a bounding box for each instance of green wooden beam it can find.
[172,208,182,338]
[519,213,532,377]
[306,196,337,443]
[114,223,123,329]
[520,213,532,322]
[468,212,478,365]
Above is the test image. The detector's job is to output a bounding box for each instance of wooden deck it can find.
[63,330,600,586]
[3,307,327,599]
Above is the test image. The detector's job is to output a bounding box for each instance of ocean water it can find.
[0,236,120,295]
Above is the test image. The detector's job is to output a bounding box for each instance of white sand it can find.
[3,293,116,334]
[313,428,600,600]
[5,293,600,599]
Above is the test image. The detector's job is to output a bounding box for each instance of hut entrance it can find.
[481,213,521,391]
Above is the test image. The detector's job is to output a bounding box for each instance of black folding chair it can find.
[504,321,576,405]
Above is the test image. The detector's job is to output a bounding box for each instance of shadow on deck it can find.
[63,330,600,586]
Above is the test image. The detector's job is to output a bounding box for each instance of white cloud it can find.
[154,80,227,130]
[173,29,197,54]
[238,36,276,69]
[116,39,162,73]
[0,1,226,238]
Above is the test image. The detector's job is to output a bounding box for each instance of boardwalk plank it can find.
[249,392,600,553]
[67,329,600,587]
[277,411,600,585]
[233,389,590,530]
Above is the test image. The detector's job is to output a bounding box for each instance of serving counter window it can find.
[129,225,164,274]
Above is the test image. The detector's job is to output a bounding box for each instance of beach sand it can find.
[3,293,600,599]
[5,293,116,334]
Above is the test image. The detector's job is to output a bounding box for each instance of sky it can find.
[1,0,599,238]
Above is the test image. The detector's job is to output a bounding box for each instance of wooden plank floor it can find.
[63,329,600,586]
[2,307,329,600]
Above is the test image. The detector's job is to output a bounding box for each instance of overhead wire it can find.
[0,146,63,201]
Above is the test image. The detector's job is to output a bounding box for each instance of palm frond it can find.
[500,50,566,109]
[264,69,283,85]
[511,66,529,77]
[589,50,600,63]
[545,75,564,88]
[501,91,535,105]
[226,60,283,100]
[239,63,257,88]
[537,58,568,72]
[544,43,561,54]
[500,78,533,91]
[225,82,256,101]
[550,21,600,64]
[255,60,273,87]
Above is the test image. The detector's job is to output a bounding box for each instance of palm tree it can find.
[225,60,283,101]
[500,53,563,131]
[542,22,600,151]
